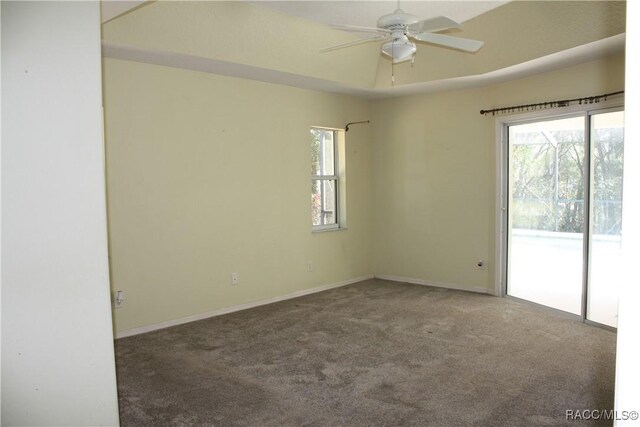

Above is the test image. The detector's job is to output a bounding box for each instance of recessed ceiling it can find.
[248,1,509,28]
[101,1,626,97]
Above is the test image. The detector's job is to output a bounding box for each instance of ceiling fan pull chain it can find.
[391,37,395,85]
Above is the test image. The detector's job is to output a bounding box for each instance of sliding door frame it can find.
[584,106,624,331]
[494,98,624,329]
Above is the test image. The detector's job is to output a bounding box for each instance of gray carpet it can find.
[115,279,616,426]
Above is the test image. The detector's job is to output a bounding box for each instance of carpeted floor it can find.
[115,279,616,426]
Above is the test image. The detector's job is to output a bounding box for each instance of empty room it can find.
[2,0,639,426]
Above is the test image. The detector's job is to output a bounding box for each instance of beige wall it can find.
[372,52,625,292]
[103,59,374,333]
[372,87,493,290]
[104,51,623,333]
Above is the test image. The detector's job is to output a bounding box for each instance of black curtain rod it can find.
[480,90,624,116]
[345,120,370,132]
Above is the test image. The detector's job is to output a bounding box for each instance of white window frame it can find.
[311,127,346,232]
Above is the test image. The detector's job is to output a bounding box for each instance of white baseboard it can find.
[115,274,374,339]
[374,274,492,295]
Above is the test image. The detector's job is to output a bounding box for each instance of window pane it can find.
[311,129,321,176]
[311,179,337,226]
[322,131,335,176]
[508,116,585,315]
[510,118,585,233]
[310,128,335,176]
[587,110,625,327]
[311,180,322,226]
[322,180,336,224]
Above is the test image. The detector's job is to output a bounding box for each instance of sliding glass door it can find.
[507,116,586,315]
[587,111,625,327]
[505,108,624,328]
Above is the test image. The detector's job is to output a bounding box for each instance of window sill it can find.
[312,226,348,234]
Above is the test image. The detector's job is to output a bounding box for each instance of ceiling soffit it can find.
[102,1,381,89]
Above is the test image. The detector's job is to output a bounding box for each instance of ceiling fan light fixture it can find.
[381,38,416,63]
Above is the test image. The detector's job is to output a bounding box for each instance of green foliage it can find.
[311,128,321,176]
[511,128,623,235]
[592,128,624,234]
[310,129,322,225]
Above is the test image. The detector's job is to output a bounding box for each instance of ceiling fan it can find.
[321,4,485,64]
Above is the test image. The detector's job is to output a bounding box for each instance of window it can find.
[311,127,343,231]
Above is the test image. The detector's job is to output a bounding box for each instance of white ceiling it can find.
[248,1,508,28]
[103,1,507,26]
[101,0,148,23]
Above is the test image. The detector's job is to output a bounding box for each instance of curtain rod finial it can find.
[345,120,370,132]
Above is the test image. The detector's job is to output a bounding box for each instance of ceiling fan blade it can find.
[320,35,389,53]
[408,16,461,33]
[329,23,391,35]
[410,32,484,53]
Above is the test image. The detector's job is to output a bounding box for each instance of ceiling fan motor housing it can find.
[376,9,420,31]
[378,10,419,63]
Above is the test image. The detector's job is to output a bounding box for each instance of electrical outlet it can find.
[476,260,487,270]
[231,272,239,286]
[114,290,125,309]
[307,261,314,272]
